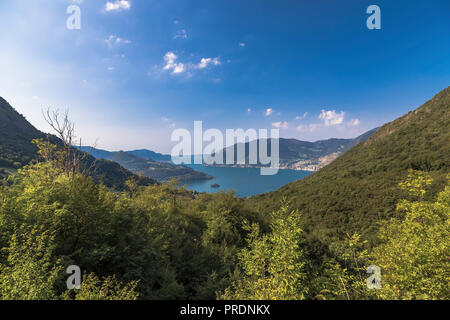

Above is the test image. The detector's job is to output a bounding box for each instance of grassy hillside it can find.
[247,87,450,244]
[0,97,155,189]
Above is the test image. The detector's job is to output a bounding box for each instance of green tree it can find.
[371,172,449,299]
[315,233,376,300]
[66,273,139,300]
[325,171,449,300]
[0,226,62,300]
[221,201,308,300]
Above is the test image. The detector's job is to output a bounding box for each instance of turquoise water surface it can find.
[183,165,311,197]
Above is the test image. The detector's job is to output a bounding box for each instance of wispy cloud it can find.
[161,116,176,128]
[295,112,308,120]
[239,42,246,47]
[347,118,361,126]
[265,108,274,116]
[319,109,345,126]
[105,35,131,48]
[174,29,188,39]
[272,121,288,129]
[105,0,131,12]
[296,123,321,132]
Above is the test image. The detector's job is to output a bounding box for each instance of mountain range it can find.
[211,128,377,171]
[79,147,212,182]
[77,146,172,163]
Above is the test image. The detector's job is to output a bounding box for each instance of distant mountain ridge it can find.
[212,128,378,171]
[77,146,112,160]
[128,149,172,162]
[0,97,155,189]
[77,146,172,163]
[78,147,212,182]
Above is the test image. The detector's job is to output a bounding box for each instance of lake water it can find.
[183,165,311,197]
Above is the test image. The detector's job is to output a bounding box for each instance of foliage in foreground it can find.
[221,202,307,300]
[221,171,449,300]
[0,141,259,300]
[0,139,448,300]
[312,170,449,300]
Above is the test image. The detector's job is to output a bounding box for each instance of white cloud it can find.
[239,42,246,47]
[105,35,131,48]
[161,117,176,128]
[107,66,115,71]
[247,108,252,113]
[295,112,308,120]
[163,52,185,74]
[272,121,288,129]
[197,57,221,69]
[172,63,185,74]
[71,0,83,3]
[162,52,222,77]
[309,123,321,132]
[296,123,322,132]
[105,0,131,12]
[164,51,178,66]
[265,108,274,116]
[319,109,345,126]
[348,118,361,126]
[174,29,188,39]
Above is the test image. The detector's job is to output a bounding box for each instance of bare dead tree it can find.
[42,108,98,177]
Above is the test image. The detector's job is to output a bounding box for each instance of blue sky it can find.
[0,0,449,153]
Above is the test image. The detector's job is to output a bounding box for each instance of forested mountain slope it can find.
[0,97,45,170]
[247,87,450,244]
